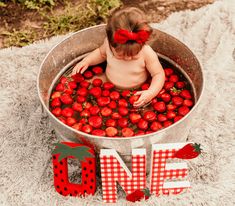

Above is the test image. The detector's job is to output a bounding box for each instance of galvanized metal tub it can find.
[37,24,204,165]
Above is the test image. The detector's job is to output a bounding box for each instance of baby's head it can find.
[106,6,152,60]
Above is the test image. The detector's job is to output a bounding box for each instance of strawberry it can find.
[89,87,102,98]
[101,107,112,117]
[178,106,190,116]
[163,120,173,127]
[103,82,114,90]
[97,97,110,107]
[170,87,181,96]
[60,94,73,105]
[92,78,103,87]
[169,74,179,83]
[92,66,103,75]
[77,95,86,103]
[91,129,106,136]
[167,104,177,111]
[183,99,194,107]
[64,87,73,95]
[176,81,185,89]
[80,80,90,88]
[51,97,61,107]
[110,91,120,100]
[135,130,145,136]
[89,105,100,115]
[164,68,174,76]
[77,87,88,96]
[118,107,129,116]
[66,117,77,126]
[71,73,84,83]
[72,122,83,131]
[172,96,184,106]
[129,95,140,105]
[58,117,66,124]
[84,70,93,79]
[72,102,83,112]
[157,114,167,122]
[102,90,110,97]
[88,116,102,128]
[61,107,74,118]
[82,124,93,133]
[52,142,96,196]
[126,188,151,202]
[55,83,65,91]
[174,143,202,159]
[83,102,92,110]
[60,76,68,84]
[141,83,150,90]
[122,127,134,137]
[68,81,77,89]
[52,107,62,117]
[157,88,166,98]
[80,109,90,117]
[153,101,166,112]
[150,121,163,131]
[121,90,131,97]
[117,118,128,128]
[161,93,171,102]
[105,127,118,137]
[164,82,174,91]
[180,89,192,99]
[143,111,156,122]
[51,91,61,99]
[166,111,177,119]
[118,99,128,107]
[108,101,117,109]
[105,119,117,127]
[129,113,141,123]
[138,119,148,130]
[174,115,183,122]
[111,112,121,120]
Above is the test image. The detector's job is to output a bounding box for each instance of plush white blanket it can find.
[0,1,234,205]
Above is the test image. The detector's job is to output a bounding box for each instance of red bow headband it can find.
[113,29,150,44]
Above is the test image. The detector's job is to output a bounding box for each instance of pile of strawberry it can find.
[50,65,194,137]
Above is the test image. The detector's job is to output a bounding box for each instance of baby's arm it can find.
[71,39,107,75]
[134,46,165,107]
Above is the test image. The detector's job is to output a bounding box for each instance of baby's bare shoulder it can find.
[142,45,158,61]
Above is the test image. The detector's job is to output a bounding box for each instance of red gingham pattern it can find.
[150,148,188,195]
[100,153,146,203]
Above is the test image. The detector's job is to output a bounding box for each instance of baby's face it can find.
[111,47,140,61]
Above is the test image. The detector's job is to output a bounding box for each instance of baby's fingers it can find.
[80,65,88,74]
[134,95,145,107]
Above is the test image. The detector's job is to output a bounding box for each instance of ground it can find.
[0,0,214,48]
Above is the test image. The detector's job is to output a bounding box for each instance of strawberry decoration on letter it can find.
[174,143,202,159]
[52,142,96,197]
[126,188,151,202]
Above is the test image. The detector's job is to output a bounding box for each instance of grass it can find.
[1,0,121,47]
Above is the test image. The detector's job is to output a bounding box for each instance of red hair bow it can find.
[113,29,150,44]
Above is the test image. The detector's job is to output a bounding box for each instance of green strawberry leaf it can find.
[142,188,151,197]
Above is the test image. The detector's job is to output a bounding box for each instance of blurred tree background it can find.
[0,0,213,48]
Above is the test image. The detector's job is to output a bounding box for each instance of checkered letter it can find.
[150,143,190,196]
[100,149,146,203]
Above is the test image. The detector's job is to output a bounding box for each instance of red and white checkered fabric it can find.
[100,149,146,203]
[150,143,189,196]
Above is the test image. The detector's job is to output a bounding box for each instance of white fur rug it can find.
[0,1,235,205]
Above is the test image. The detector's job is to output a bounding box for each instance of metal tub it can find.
[37,24,204,165]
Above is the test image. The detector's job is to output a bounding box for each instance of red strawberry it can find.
[83,102,92,110]
[138,119,148,130]
[167,104,177,111]
[164,68,174,76]
[82,124,93,133]
[143,111,156,122]
[135,130,145,136]
[92,78,103,87]
[91,129,106,136]
[89,87,102,98]
[66,117,77,126]
[97,97,110,107]
[118,99,128,107]
[153,102,166,112]
[108,101,117,109]
[58,117,66,124]
[178,106,190,116]
[110,91,120,100]
[71,73,84,83]
[129,113,141,123]
[72,102,83,112]
[175,143,202,159]
[79,118,87,124]
[161,93,171,102]
[111,112,121,120]
[141,83,150,90]
[60,76,68,84]
[88,116,102,128]
[51,91,61,99]
[64,87,73,95]
[118,107,129,116]
[163,120,173,127]
[180,90,192,99]
[176,81,185,89]
[60,94,73,105]
[129,95,140,105]
[126,188,151,202]
[157,88,166,98]
[61,107,74,118]
[150,121,163,131]
[55,83,65,91]
[169,74,179,83]
[157,114,167,122]
[80,109,90,117]
[72,122,83,131]
[77,95,86,103]
[166,111,177,119]
[172,96,184,106]
[122,128,134,137]
[92,66,103,75]
[106,127,118,137]
[103,82,114,90]
[84,70,93,79]
[68,81,77,89]
[102,90,110,97]
[89,106,100,115]
[174,115,183,122]
[80,80,90,88]
[105,119,117,127]
[51,97,61,107]
[170,87,181,96]
[101,107,112,117]
[183,99,194,107]
[164,82,174,91]
[77,87,88,96]
[117,118,128,128]
[121,90,131,97]
[52,107,62,117]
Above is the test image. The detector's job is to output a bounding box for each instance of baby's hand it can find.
[71,60,89,75]
[134,90,154,107]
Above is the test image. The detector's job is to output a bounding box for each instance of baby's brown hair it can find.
[106,6,153,57]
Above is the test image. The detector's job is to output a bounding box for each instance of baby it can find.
[72,6,165,107]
